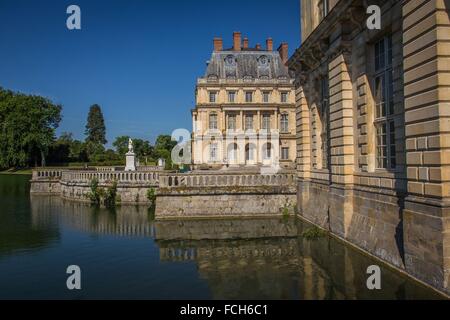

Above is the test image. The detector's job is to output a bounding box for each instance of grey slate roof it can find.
[203,50,291,81]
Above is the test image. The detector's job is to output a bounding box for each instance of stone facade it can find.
[192,32,296,169]
[288,0,450,294]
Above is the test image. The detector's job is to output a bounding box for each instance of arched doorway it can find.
[245,143,256,165]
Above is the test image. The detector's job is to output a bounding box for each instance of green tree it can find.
[85,104,107,145]
[112,135,130,156]
[154,134,177,152]
[0,87,61,168]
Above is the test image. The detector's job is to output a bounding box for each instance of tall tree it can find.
[85,104,107,145]
[0,87,61,168]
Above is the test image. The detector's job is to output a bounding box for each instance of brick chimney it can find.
[255,43,261,50]
[266,37,273,51]
[233,32,241,51]
[243,37,249,49]
[213,37,223,51]
[278,42,289,65]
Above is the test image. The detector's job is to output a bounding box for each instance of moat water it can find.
[0,175,444,299]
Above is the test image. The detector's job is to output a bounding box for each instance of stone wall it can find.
[30,169,62,195]
[156,193,296,219]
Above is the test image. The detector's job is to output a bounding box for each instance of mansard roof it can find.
[203,50,291,81]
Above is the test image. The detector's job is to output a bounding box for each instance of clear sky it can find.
[0,0,300,147]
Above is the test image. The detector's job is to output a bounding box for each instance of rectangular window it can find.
[245,114,253,130]
[209,91,217,103]
[281,92,288,103]
[209,113,217,130]
[320,76,329,170]
[262,114,271,131]
[263,91,270,103]
[374,35,395,169]
[228,114,236,130]
[245,91,253,103]
[281,147,289,160]
[280,114,289,133]
[210,143,218,161]
[228,91,235,103]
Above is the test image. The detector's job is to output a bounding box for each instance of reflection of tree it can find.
[0,175,59,257]
[30,196,154,238]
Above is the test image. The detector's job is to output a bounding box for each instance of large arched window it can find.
[245,143,256,162]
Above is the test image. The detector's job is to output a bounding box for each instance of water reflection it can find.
[0,175,59,257]
[0,175,443,299]
[30,196,155,238]
[28,196,443,299]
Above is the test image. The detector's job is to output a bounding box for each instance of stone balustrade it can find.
[159,172,295,188]
[32,169,63,180]
[60,170,160,185]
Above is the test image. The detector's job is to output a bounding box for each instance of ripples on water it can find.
[0,175,444,299]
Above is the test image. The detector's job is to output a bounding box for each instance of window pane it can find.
[388,71,394,115]
[209,114,217,129]
[245,115,253,130]
[246,92,252,102]
[228,115,236,130]
[228,92,235,103]
[209,92,216,103]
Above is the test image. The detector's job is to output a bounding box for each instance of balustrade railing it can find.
[32,169,63,180]
[60,170,160,185]
[159,172,295,188]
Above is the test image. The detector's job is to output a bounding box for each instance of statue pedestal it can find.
[125,152,136,171]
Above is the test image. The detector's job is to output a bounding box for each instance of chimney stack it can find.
[266,38,273,51]
[233,32,241,51]
[243,37,249,49]
[255,43,261,50]
[213,37,223,51]
[278,42,289,65]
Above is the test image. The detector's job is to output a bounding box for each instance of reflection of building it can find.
[191,32,296,169]
[154,218,440,299]
[288,0,450,295]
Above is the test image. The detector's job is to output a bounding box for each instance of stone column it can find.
[328,49,355,238]
[402,0,450,294]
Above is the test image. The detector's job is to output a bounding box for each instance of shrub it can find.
[104,180,118,208]
[147,187,156,207]
[302,226,327,240]
[88,178,101,204]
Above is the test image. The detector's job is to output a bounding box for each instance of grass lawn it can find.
[0,168,33,175]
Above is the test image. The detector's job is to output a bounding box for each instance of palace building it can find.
[191,32,296,170]
[288,0,450,294]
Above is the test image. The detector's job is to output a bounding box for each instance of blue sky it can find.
[0,0,300,146]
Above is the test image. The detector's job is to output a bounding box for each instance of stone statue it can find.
[128,138,134,153]
[125,138,136,171]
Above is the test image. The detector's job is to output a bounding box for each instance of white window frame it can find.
[374,35,396,170]
[280,113,289,133]
[209,113,218,130]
